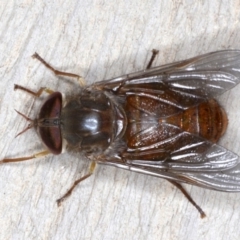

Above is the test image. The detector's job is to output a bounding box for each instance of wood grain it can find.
[1,1,240,239]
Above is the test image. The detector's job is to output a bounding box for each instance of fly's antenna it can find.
[15,110,35,137]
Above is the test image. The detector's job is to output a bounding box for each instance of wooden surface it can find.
[1,1,240,239]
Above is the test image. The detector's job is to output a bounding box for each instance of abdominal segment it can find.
[123,95,227,160]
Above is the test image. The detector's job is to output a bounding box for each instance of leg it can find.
[146,49,159,69]
[0,150,50,164]
[14,84,54,97]
[168,180,206,218]
[32,52,85,86]
[56,161,97,206]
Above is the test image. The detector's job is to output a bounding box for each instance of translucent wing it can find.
[95,50,240,191]
[92,50,240,109]
[103,159,240,192]
[100,122,240,192]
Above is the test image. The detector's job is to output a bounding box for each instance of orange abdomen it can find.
[124,94,228,161]
[166,99,228,143]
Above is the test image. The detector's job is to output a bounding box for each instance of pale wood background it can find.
[1,1,240,240]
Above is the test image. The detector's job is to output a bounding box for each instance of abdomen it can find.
[123,95,227,160]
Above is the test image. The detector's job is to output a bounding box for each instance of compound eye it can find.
[38,92,62,154]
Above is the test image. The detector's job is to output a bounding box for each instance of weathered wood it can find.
[1,1,240,239]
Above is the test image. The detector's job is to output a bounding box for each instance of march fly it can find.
[2,49,240,218]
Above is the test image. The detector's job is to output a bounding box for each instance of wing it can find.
[100,122,240,192]
[101,160,240,192]
[95,50,240,191]
[92,50,240,109]
[104,159,240,192]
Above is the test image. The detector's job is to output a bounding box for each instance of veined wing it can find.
[100,127,240,192]
[92,50,240,108]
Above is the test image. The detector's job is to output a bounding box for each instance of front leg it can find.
[32,52,86,86]
[14,84,54,97]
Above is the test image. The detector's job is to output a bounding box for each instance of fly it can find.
[2,49,240,218]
